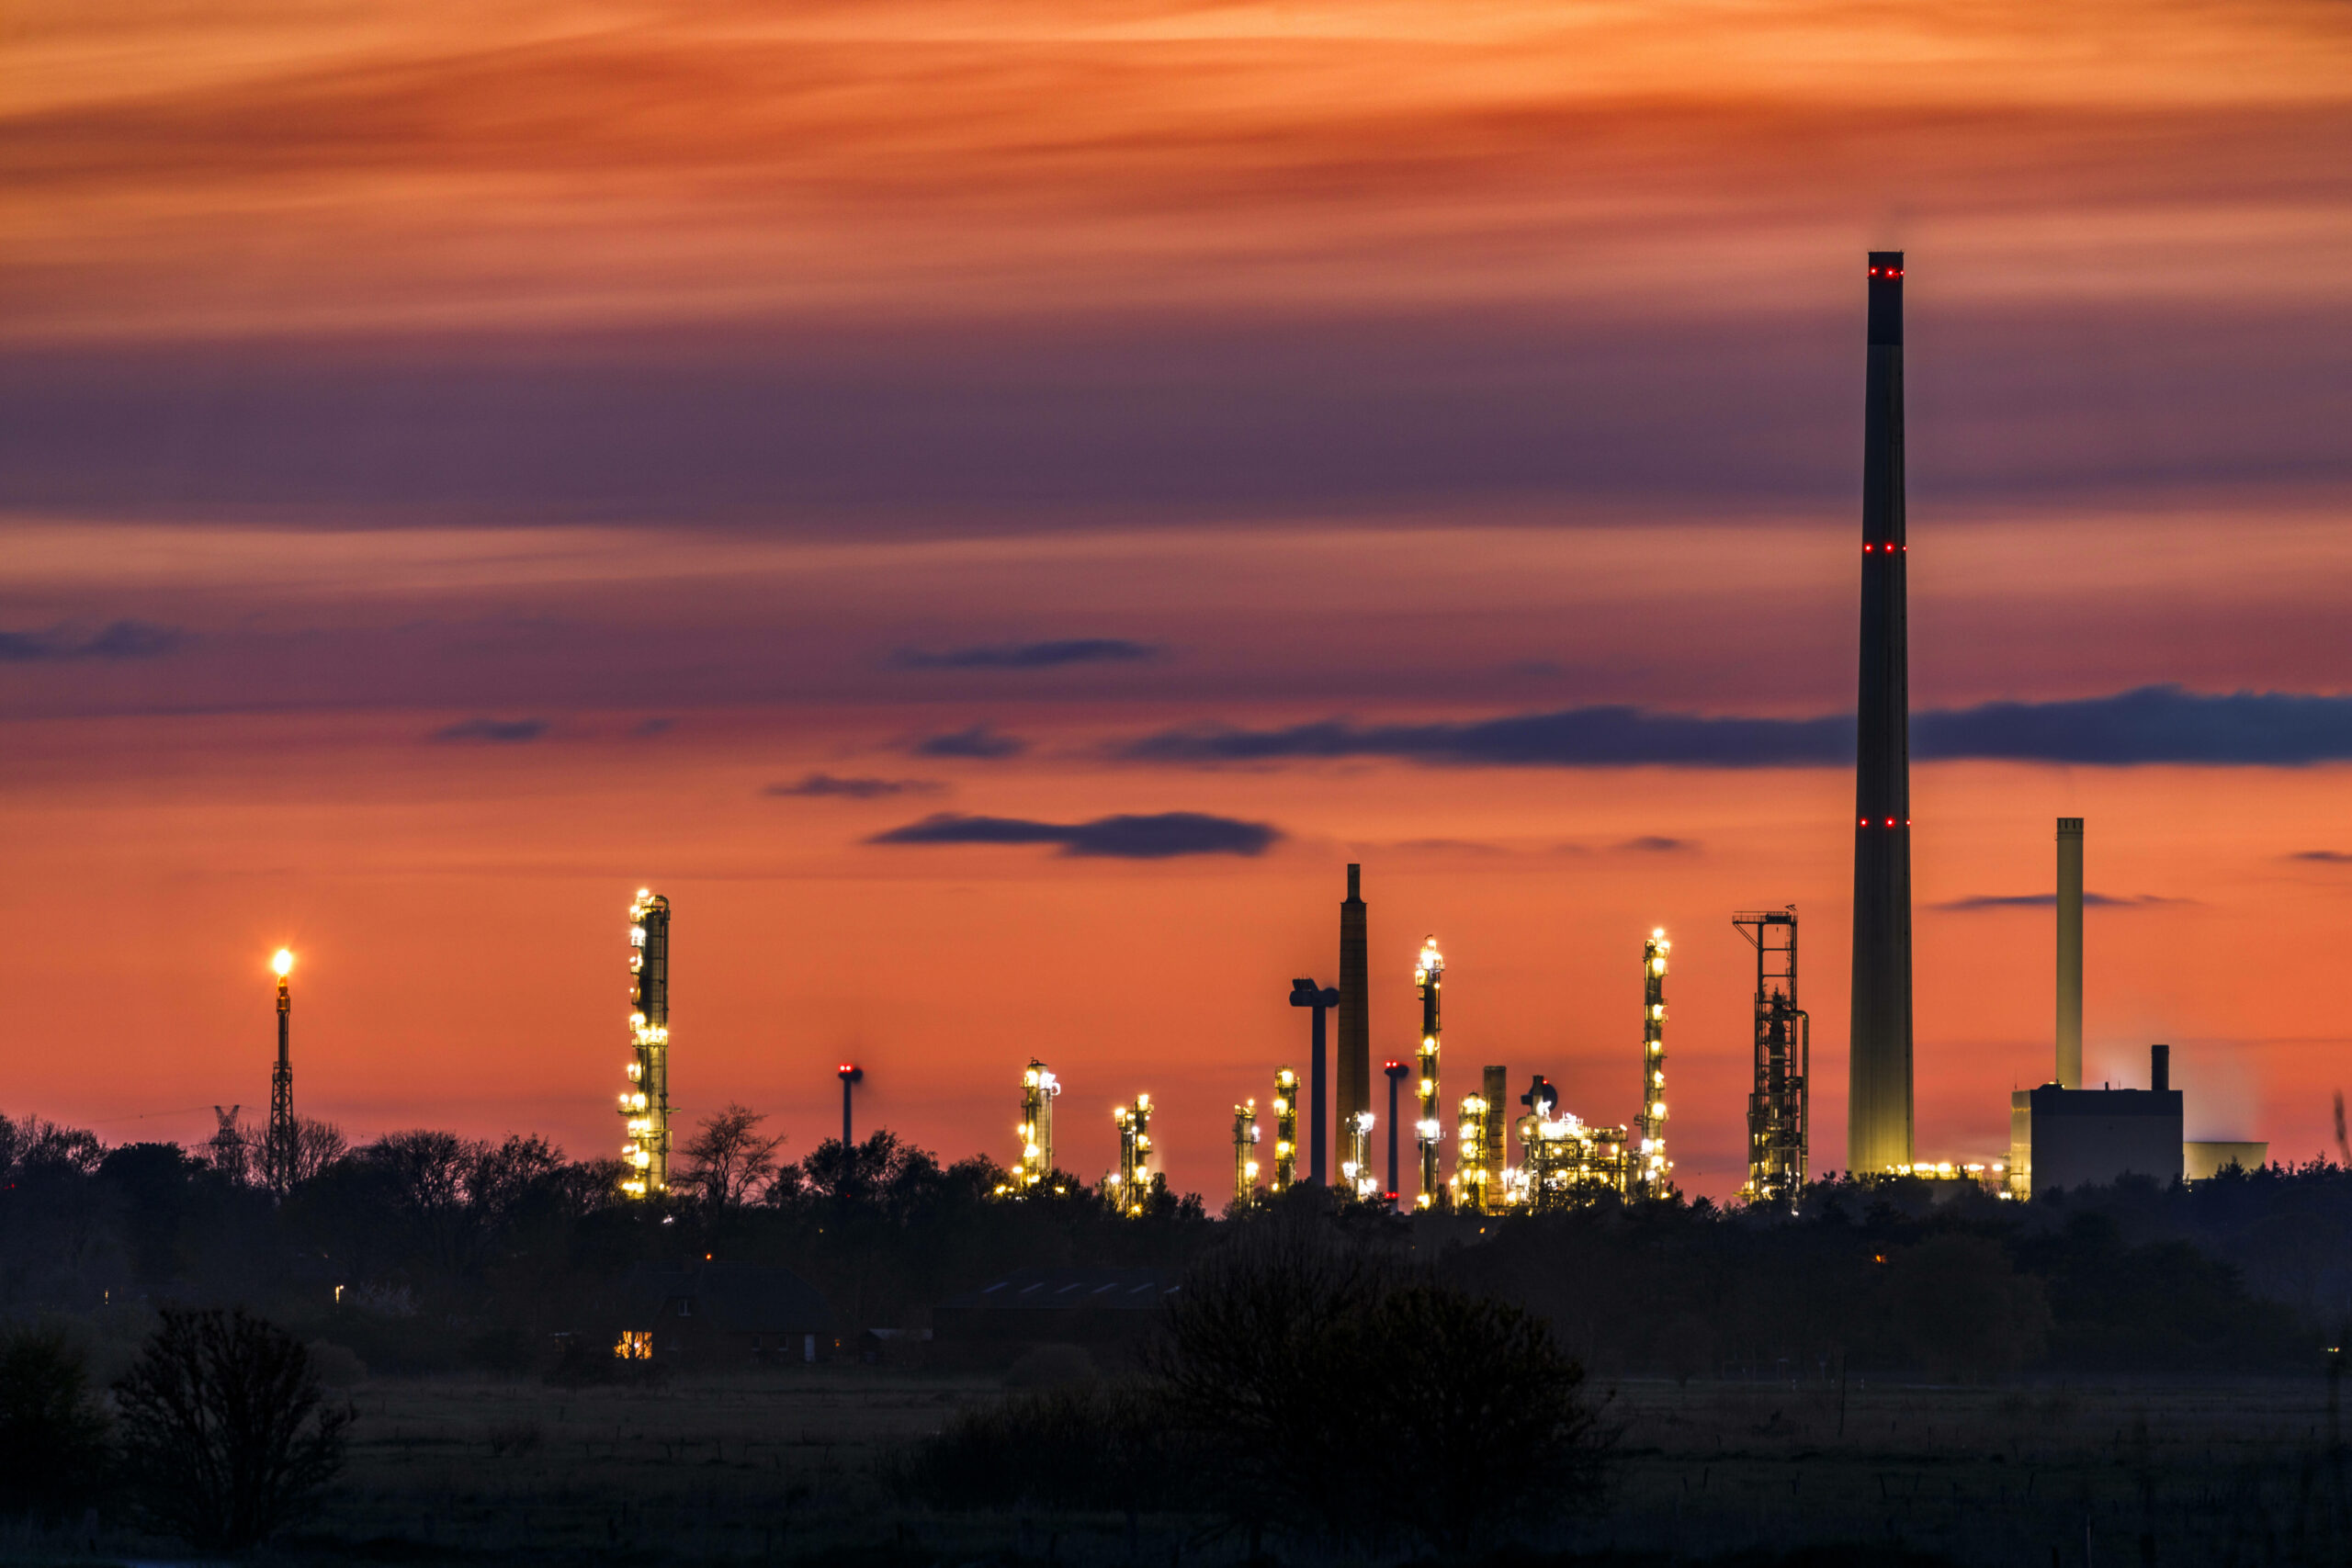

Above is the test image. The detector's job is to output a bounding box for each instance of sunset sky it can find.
[6,0,2352,1199]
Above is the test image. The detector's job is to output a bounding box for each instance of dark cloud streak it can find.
[0,619,187,662]
[911,725,1029,760]
[1124,687,2352,770]
[869,810,1279,859]
[766,773,943,800]
[890,638,1159,670]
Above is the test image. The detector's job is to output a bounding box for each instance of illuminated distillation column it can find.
[1107,1095,1153,1216]
[1340,1109,1378,1201]
[1635,930,1672,1198]
[618,889,672,1199]
[1271,1068,1299,1191]
[1414,937,1445,1210]
[1019,1059,1060,1191]
[1233,1099,1261,1204]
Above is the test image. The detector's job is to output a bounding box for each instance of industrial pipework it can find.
[1106,1095,1154,1216]
[1453,1086,1490,1212]
[1340,1111,1379,1201]
[1233,1099,1261,1204]
[619,889,672,1199]
[1737,908,1809,1206]
[1633,931,1673,1199]
[1413,937,1445,1209]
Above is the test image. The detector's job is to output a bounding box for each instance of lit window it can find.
[615,1330,652,1360]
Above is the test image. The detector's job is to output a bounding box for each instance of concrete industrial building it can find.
[2006,819,2264,1194]
[1849,251,1916,1175]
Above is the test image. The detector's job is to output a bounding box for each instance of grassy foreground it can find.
[10,1366,2346,1566]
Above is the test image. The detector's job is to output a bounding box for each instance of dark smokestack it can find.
[1848,251,1915,1174]
[2151,1043,2169,1093]
[1337,864,1370,1153]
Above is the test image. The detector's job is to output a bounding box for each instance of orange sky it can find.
[4,0,2350,1197]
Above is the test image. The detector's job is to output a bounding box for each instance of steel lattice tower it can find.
[1739,908,1809,1205]
[266,949,295,1192]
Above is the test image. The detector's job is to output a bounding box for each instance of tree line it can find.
[1,1104,2342,1381]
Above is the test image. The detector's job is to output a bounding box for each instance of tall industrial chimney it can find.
[2056,818,2084,1089]
[1847,251,1915,1175]
[1337,864,1370,1159]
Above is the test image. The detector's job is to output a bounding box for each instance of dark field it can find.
[32,1367,2324,1568]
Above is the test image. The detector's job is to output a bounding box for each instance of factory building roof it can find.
[938,1266,1179,1314]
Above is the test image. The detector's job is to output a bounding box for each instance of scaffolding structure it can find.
[1016,1059,1059,1191]
[1233,1100,1261,1203]
[1413,937,1445,1209]
[619,889,672,1199]
[1106,1095,1153,1216]
[1632,930,1675,1199]
[1510,1075,1630,1209]
[1736,908,1809,1206]
[1340,1111,1379,1201]
[1271,1067,1299,1191]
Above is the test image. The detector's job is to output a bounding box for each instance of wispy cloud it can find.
[868,810,1279,859]
[1121,687,2352,770]
[2288,850,2352,864]
[1933,892,2193,911]
[0,619,187,662]
[766,773,943,800]
[911,725,1029,760]
[430,716,548,743]
[1617,835,1696,853]
[891,638,1160,671]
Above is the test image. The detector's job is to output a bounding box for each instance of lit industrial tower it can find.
[1271,1067,1299,1191]
[619,888,672,1199]
[1413,936,1444,1209]
[1017,1059,1059,1190]
[1632,931,1673,1198]
[1738,908,1809,1206]
[1106,1095,1153,1216]
[264,949,295,1193]
[1232,1100,1261,1204]
[1849,250,1915,1174]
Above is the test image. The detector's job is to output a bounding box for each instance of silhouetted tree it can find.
[0,1324,112,1522]
[114,1307,351,1550]
[678,1102,786,1209]
[1154,1226,1604,1550]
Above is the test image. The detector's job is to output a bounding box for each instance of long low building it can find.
[931,1266,1180,1371]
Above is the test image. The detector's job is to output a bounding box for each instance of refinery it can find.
[242,254,2265,1216]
